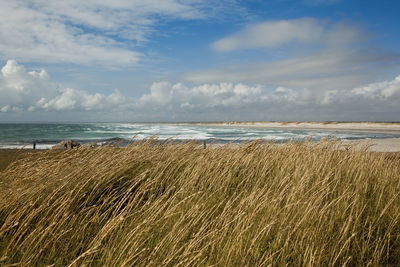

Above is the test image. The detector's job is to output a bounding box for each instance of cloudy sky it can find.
[0,0,399,122]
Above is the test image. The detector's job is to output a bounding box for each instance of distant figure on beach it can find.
[33,141,36,150]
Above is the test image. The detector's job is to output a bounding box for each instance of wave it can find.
[1,123,400,149]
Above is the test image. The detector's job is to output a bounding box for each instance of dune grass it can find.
[0,140,400,266]
[0,149,45,173]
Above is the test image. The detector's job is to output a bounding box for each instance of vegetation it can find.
[0,149,44,173]
[1,140,400,266]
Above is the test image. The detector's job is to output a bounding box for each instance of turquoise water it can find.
[0,123,399,149]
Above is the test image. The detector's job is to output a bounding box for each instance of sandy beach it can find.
[184,121,400,133]
[182,122,400,152]
[340,138,400,152]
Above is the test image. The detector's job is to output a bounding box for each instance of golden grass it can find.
[0,149,45,173]
[1,140,400,266]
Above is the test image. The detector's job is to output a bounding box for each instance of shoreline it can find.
[1,122,400,156]
[181,121,400,134]
[0,137,399,154]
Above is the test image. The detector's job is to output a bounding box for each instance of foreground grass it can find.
[0,149,45,173]
[0,140,400,266]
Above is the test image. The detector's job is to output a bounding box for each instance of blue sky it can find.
[0,0,399,122]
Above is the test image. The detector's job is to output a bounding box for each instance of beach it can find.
[0,121,399,173]
[1,122,400,150]
[185,122,400,152]
[184,121,400,133]
[182,122,400,152]
[340,138,400,152]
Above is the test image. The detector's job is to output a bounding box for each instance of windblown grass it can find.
[0,149,44,173]
[0,140,400,266]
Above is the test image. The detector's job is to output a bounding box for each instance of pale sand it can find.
[184,122,400,152]
[184,121,400,133]
[341,138,400,152]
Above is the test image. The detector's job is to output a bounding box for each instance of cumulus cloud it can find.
[1,60,399,121]
[0,0,237,66]
[350,76,400,99]
[140,82,262,109]
[212,18,365,52]
[134,77,400,121]
[0,60,58,109]
[0,60,128,113]
[134,75,400,121]
[35,88,125,111]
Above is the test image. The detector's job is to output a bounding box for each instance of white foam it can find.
[1,124,397,149]
[0,143,54,149]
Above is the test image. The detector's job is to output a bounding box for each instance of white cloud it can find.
[187,49,396,94]
[0,60,58,109]
[350,76,400,99]
[212,18,324,52]
[212,18,365,52]
[140,82,262,109]
[36,88,126,111]
[0,106,11,113]
[204,19,384,102]
[0,0,234,66]
[198,18,396,107]
[1,60,399,121]
[0,60,128,113]
[134,76,400,121]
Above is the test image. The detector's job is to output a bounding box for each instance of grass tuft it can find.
[1,140,400,266]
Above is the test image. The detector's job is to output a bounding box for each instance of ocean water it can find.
[0,123,399,149]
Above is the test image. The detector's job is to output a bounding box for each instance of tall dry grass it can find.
[0,140,400,266]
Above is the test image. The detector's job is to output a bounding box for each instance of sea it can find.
[1,123,400,149]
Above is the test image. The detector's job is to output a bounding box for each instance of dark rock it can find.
[52,140,80,150]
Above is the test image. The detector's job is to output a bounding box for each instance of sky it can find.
[0,0,399,122]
